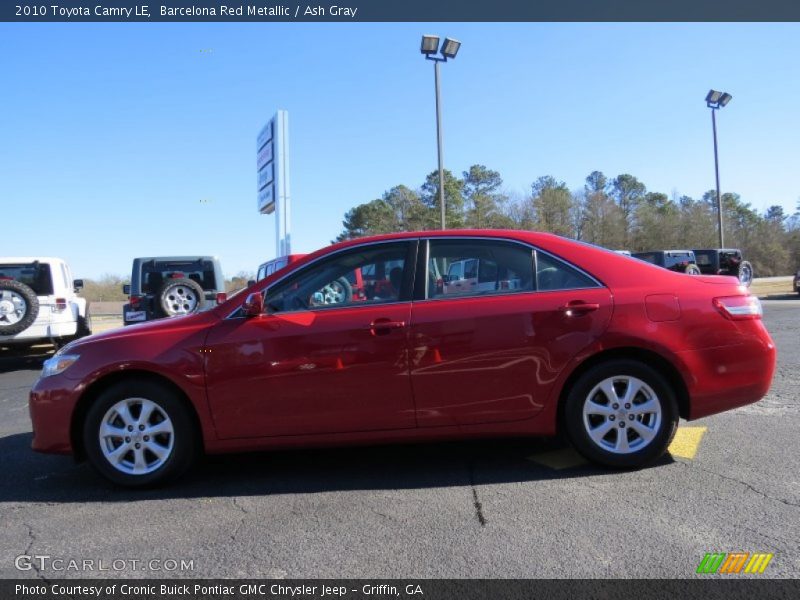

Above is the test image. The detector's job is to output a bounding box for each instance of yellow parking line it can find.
[668,426,708,460]
[526,426,708,469]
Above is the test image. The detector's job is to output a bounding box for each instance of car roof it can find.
[214,229,714,316]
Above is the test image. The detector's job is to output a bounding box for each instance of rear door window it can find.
[428,239,534,299]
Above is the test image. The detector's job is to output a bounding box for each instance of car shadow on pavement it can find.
[0,431,676,504]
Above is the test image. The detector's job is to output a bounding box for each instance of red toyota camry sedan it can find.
[29,231,776,487]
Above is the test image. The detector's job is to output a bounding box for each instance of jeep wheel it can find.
[684,264,701,275]
[319,277,353,305]
[0,279,39,336]
[738,261,753,287]
[158,278,205,317]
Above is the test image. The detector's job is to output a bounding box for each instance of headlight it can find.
[41,354,80,378]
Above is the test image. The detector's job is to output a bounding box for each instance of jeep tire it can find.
[0,279,39,336]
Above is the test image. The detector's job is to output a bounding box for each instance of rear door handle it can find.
[368,319,406,335]
[559,302,600,316]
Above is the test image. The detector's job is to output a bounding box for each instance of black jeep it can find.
[692,249,753,287]
[630,250,701,275]
[122,256,226,325]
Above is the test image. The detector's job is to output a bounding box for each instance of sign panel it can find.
[256,110,290,255]
[257,186,275,215]
[257,163,273,191]
[256,121,272,151]
[256,143,273,171]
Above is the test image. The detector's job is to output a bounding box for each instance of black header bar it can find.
[4,1,800,23]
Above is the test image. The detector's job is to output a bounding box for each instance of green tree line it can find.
[336,166,800,277]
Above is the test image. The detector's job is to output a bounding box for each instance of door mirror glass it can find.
[73,279,84,292]
[122,284,131,295]
[242,292,264,317]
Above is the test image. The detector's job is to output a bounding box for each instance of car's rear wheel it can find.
[564,360,679,468]
[0,280,39,336]
[83,380,197,487]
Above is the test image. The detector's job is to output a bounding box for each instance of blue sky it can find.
[1,23,798,279]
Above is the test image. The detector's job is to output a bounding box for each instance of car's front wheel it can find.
[564,360,679,468]
[83,380,197,487]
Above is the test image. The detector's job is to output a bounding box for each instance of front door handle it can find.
[368,318,406,335]
[559,302,600,316]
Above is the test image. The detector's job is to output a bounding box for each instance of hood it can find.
[66,311,217,351]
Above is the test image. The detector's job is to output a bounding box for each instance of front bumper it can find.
[29,374,81,455]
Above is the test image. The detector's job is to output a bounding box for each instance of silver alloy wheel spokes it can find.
[165,285,198,315]
[582,376,662,454]
[99,398,175,475]
[0,290,27,325]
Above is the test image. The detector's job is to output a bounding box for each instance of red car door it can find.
[409,239,613,427]
[204,242,417,439]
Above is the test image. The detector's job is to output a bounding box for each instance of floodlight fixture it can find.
[705,89,734,247]
[441,38,461,59]
[419,35,463,229]
[421,35,440,55]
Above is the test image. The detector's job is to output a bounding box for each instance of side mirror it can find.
[441,275,450,283]
[122,284,131,296]
[247,279,256,287]
[242,292,264,318]
[73,279,84,292]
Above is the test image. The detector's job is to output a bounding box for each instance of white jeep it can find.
[0,257,91,350]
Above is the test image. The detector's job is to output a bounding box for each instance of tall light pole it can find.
[705,89,732,248]
[421,35,461,229]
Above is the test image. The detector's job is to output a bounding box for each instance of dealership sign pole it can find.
[257,110,291,257]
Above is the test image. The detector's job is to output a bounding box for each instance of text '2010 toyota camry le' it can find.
[29,230,776,487]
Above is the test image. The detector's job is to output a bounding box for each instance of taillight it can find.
[215,292,227,305]
[54,298,67,311]
[129,295,143,309]
[713,296,762,321]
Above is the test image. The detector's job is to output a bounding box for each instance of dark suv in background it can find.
[123,256,226,325]
[631,250,701,275]
[693,249,753,287]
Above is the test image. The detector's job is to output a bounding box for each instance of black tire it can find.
[564,359,679,469]
[83,379,198,487]
[157,278,205,317]
[76,313,92,338]
[684,264,701,275]
[738,261,753,287]
[0,279,39,336]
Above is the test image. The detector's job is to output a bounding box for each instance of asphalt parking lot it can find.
[0,300,798,579]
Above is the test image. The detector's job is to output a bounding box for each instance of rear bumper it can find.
[680,327,777,420]
[1,321,77,344]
